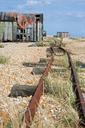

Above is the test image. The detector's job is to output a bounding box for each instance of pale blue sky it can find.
[0,0,85,36]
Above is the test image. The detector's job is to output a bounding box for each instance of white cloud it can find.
[16,0,53,11]
[26,0,53,6]
[26,0,40,6]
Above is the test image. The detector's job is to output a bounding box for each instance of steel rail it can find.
[67,51,85,125]
[22,55,54,128]
[57,46,85,125]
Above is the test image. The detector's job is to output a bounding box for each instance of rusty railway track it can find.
[22,45,85,127]
[66,50,85,126]
[22,54,54,128]
[53,46,85,126]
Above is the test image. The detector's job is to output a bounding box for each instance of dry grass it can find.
[0,93,20,128]
[44,71,79,128]
[0,44,4,48]
[0,93,30,128]
[44,71,75,104]
[38,37,61,46]
[74,60,85,91]
[53,54,69,68]
[0,55,8,64]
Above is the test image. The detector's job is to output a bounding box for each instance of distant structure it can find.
[57,32,69,38]
[0,12,43,42]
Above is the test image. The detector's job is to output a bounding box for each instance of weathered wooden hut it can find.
[57,32,69,38]
[0,12,43,42]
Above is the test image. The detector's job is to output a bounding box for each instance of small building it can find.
[0,12,43,42]
[57,32,69,38]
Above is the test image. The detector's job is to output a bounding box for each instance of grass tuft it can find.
[0,44,4,48]
[0,55,8,64]
[44,72,75,105]
[36,42,44,46]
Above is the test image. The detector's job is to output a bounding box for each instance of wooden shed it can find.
[57,32,69,38]
[0,12,43,42]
